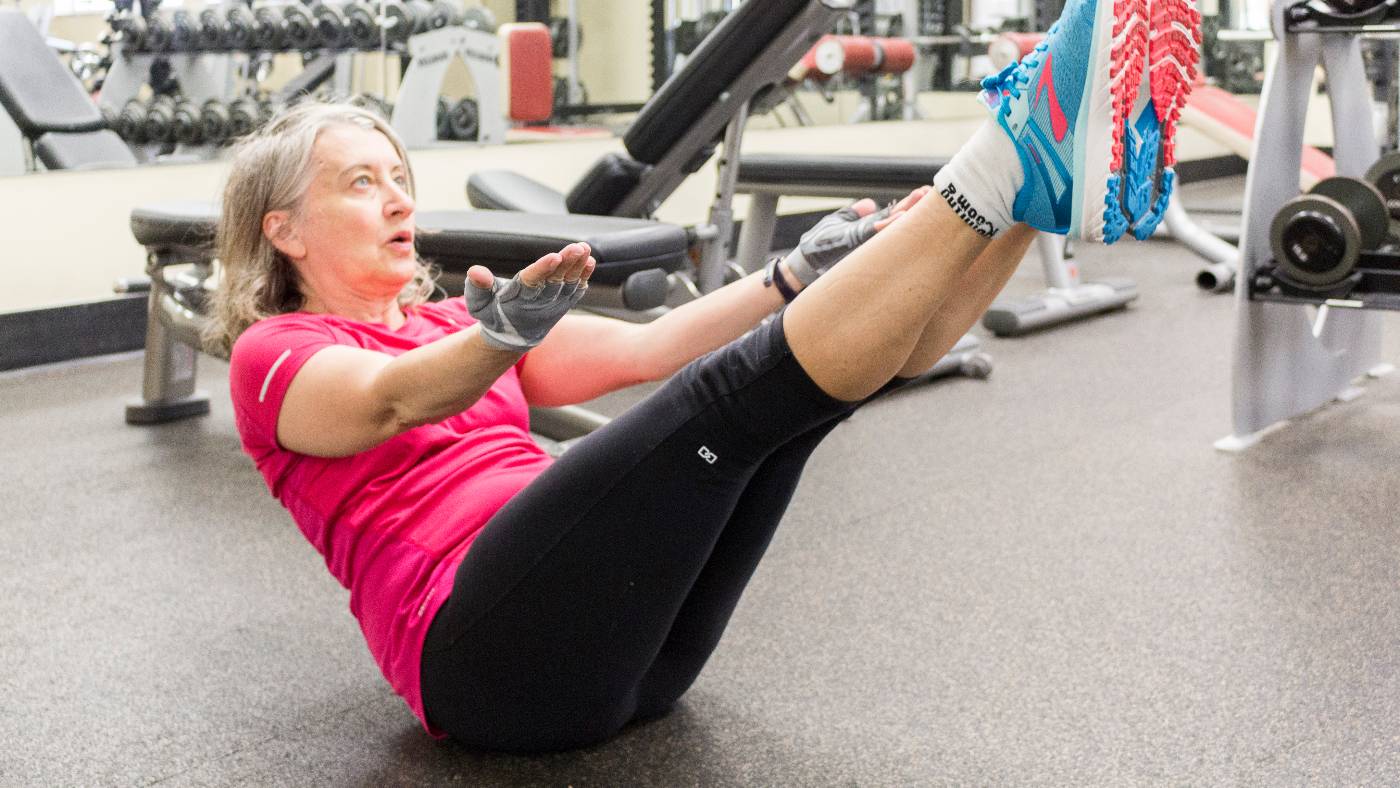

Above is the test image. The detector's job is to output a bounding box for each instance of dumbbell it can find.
[143,94,179,144]
[401,0,434,37]
[378,0,415,44]
[144,11,174,51]
[253,5,288,50]
[435,97,452,140]
[225,3,257,50]
[227,95,272,137]
[446,97,478,140]
[169,9,198,51]
[197,7,226,50]
[284,3,320,50]
[547,17,580,58]
[170,98,204,144]
[116,98,149,143]
[460,5,495,31]
[1365,152,1400,242]
[200,98,231,145]
[109,14,147,50]
[344,2,380,48]
[1318,0,1388,15]
[312,1,352,49]
[1270,176,1389,289]
[427,0,462,29]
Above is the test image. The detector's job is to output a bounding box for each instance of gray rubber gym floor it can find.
[5,184,1400,785]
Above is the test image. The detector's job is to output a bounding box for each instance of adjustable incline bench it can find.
[464,0,991,373]
[0,10,136,176]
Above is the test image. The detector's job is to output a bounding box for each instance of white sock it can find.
[931,120,1024,239]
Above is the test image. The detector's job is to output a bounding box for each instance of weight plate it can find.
[1271,193,1362,288]
[1365,151,1400,241]
[1309,176,1388,250]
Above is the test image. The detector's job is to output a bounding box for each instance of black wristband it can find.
[764,256,801,303]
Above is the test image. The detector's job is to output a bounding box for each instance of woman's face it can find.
[266,123,418,304]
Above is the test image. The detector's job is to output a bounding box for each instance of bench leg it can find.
[734,193,779,274]
[125,285,209,424]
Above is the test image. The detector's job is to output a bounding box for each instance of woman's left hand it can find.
[465,242,596,351]
[782,185,930,286]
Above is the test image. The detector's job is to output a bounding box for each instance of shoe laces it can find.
[979,30,1055,116]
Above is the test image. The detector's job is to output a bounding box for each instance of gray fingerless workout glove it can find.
[782,202,894,286]
[465,272,587,351]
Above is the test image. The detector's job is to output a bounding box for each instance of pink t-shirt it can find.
[228,298,555,737]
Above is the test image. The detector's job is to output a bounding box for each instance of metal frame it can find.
[1218,0,1392,451]
[612,0,854,218]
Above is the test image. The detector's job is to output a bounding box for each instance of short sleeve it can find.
[229,316,342,447]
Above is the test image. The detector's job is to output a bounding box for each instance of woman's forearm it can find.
[373,325,522,429]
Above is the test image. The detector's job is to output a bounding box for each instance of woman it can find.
[211,0,1192,753]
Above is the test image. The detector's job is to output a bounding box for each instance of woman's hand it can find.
[782,186,930,286]
[466,242,596,351]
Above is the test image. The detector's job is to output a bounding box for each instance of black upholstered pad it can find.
[466,170,568,213]
[130,202,219,248]
[35,130,137,170]
[0,11,107,136]
[131,203,689,286]
[623,0,812,165]
[415,210,688,285]
[737,154,950,193]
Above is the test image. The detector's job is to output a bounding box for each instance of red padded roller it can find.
[499,22,552,122]
[791,34,845,81]
[873,37,915,74]
[838,36,880,73]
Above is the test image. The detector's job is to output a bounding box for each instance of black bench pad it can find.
[131,203,688,287]
[624,0,811,165]
[0,10,107,136]
[35,130,136,170]
[415,210,688,285]
[736,154,951,193]
[466,170,568,213]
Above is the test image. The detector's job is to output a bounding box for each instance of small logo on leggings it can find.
[698,446,718,464]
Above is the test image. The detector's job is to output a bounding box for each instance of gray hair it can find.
[204,101,437,356]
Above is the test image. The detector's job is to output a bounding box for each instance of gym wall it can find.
[21,0,649,106]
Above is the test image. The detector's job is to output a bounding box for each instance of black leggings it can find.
[420,311,902,753]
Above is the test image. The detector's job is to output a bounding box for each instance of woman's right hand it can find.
[466,242,596,351]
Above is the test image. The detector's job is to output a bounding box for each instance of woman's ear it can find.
[263,210,306,261]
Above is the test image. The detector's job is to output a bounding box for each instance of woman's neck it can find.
[301,293,407,329]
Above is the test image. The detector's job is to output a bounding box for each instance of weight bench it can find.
[124,202,688,445]
[466,0,856,293]
[0,10,136,176]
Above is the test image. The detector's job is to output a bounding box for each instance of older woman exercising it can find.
[212,0,1195,753]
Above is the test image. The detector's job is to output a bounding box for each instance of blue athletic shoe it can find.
[979,0,1151,242]
[1112,0,1202,241]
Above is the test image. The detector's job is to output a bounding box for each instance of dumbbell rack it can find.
[1219,0,1396,451]
[99,48,251,160]
[391,25,503,146]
